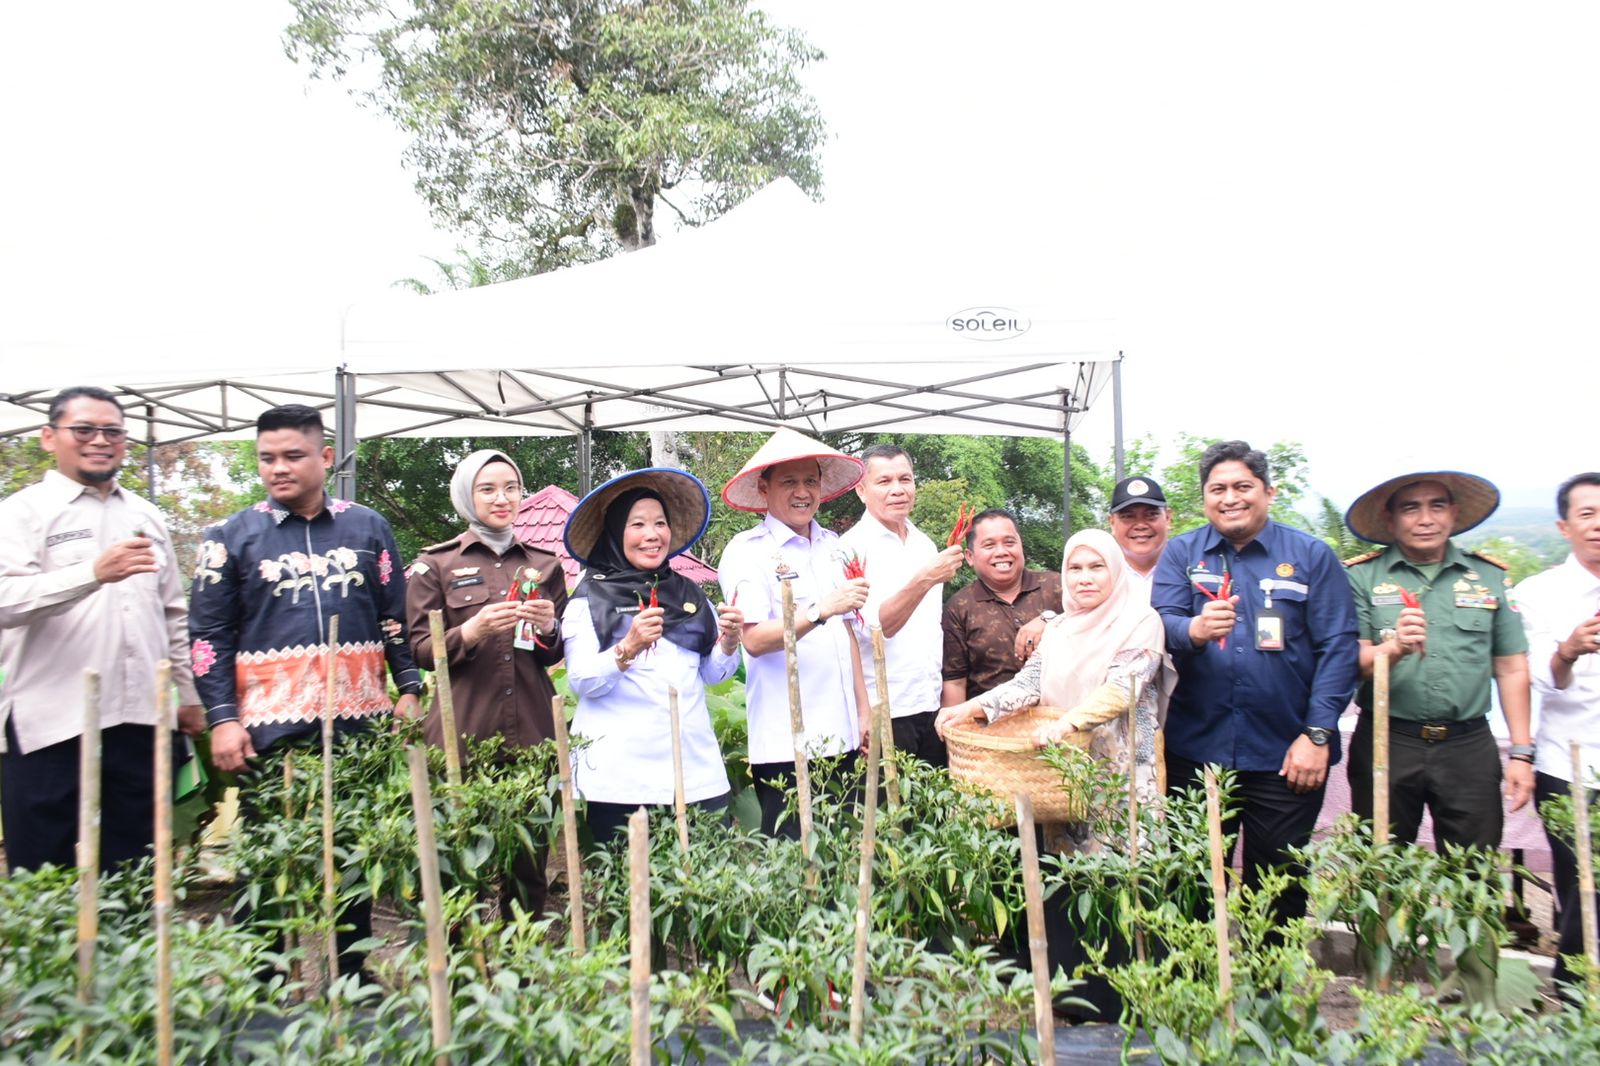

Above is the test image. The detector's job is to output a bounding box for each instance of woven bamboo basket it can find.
[945,705,1090,824]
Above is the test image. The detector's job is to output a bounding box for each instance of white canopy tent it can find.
[2,181,1122,516]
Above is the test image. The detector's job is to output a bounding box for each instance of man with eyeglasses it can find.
[0,386,205,874]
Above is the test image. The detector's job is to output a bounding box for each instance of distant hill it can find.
[1459,506,1567,572]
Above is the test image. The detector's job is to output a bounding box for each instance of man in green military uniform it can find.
[1343,470,1533,1003]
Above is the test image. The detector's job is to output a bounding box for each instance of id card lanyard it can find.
[1256,576,1285,651]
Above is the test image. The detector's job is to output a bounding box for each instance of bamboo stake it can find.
[868,626,900,809]
[1570,741,1599,1000]
[1203,766,1235,1026]
[1014,792,1055,1066]
[1126,674,1146,963]
[549,695,586,953]
[153,660,174,1066]
[1372,645,1392,843]
[284,752,301,991]
[321,614,341,984]
[780,580,816,881]
[628,808,651,1066]
[849,683,884,1044]
[407,746,453,1065]
[1372,642,1393,992]
[668,685,689,855]
[426,609,464,788]
[75,668,102,1020]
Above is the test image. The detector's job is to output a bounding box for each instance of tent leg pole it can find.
[334,368,357,501]
[1112,354,1125,483]
[579,405,594,497]
[1062,403,1073,540]
[145,404,158,503]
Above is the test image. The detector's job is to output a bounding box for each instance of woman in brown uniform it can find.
[406,448,567,913]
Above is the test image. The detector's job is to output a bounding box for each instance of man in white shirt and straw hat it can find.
[717,429,872,838]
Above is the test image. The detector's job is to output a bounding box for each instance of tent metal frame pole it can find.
[1112,353,1125,483]
[145,403,158,502]
[1061,392,1073,540]
[333,367,358,501]
[578,403,595,496]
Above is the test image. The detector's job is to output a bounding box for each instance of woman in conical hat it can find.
[560,467,745,842]
[715,429,873,838]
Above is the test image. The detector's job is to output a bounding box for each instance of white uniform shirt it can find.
[0,471,198,753]
[1513,554,1600,783]
[561,596,738,805]
[839,512,942,718]
[718,514,860,765]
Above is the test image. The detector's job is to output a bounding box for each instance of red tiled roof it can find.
[513,485,719,587]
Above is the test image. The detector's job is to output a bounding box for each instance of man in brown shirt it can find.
[941,509,1065,703]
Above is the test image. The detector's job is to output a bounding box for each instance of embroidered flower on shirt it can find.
[378,549,393,585]
[329,498,353,515]
[192,639,217,678]
[194,540,228,585]
[252,501,272,513]
[256,549,367,603]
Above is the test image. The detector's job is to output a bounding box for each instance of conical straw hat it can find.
[564,467,711,565]
[721,428,865,513]
[1344,470,1500,545]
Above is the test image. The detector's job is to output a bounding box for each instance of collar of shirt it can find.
[759,511,824,547]
[1197,517,1285,559]
[257,493,351,527]
[1376,540,1474,580]
[41,468,125,506]
[848,509,918,545]
[973,569,1044,603]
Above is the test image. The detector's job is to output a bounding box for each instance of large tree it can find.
[285,0,827,271]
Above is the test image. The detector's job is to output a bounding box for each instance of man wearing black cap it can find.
[1108,476,1173,596]
[1343,470,1532,1004]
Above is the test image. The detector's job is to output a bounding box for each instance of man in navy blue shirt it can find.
[1152,440,1359,921]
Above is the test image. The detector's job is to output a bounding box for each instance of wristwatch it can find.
[1509,742,1537,764]
[1301,726,1332,747]
[806,602,827,626]
[1039,610,1058,622]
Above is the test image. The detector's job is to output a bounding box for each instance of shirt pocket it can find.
[1452,605,1493,633]
[445,579,491,614]
[1269,582,1310,638]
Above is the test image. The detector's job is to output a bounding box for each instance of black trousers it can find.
[890,710,948,769]
[1536,771,1599,987]
[236,744,372,978]
[2,718,163,875]
[1346,714,1503,848]
[584,792,731,845]
[1165,751,1325,924]
[750,753,862,839]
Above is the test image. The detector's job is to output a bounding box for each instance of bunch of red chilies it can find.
[838,550,866,625]
[946,502,976,547]
[505,566,549,649]
[1192,571,1233,651]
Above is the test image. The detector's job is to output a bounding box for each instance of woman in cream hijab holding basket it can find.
[935,527,1172,832]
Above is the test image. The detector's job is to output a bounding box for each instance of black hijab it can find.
[575,487,718,656]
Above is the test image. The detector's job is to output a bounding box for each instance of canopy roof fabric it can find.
[1,180,1118,448]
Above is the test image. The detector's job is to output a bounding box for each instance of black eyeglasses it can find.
[52,424,129,443]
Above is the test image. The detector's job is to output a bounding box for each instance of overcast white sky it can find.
[4,2,1595,512]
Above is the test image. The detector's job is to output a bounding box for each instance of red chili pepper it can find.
[1399,587,1421,610]
[838,549,867,624]
[505,566,524,602]
[649,582,658,610]
[946,502,976,547]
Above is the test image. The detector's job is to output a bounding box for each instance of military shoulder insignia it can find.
[1467,550,1511,572]
[1276,562,1295,578]
[1343,550,1383,568]
[419,538,461,554]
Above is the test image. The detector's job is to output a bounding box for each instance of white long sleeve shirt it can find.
[562,596,738,805]
[1513,555,1600,784]
[0,471,197,753]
